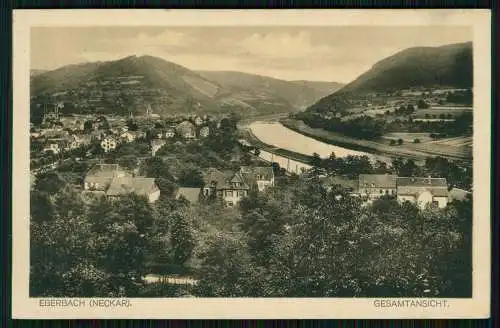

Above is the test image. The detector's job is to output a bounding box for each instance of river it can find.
[249,121,389,163]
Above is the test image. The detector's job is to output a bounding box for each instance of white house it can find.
[151,139,166,157]
[120,131,138,143]
[43,143,61,154]
[106,177,161,203]
[176,121,196,139]
[239,166,275,192]
[194,116,204,126]
[101,136,117,153]
[358,174,397,201]
[165,129,175,138]
[396,177,448,209]
[83,164,130,191]
[199,126,210,138]
[202,166,275,207]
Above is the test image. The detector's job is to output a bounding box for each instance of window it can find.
[226,190,233,197]
[227,201,234,207]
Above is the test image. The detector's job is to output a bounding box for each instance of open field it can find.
[414,106,472,118]
[281,118,472,162]
[426,136,473,147]
[383,132,433,143]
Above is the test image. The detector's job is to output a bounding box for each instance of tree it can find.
[83,120,93,132]
[178,167,204,187]
[141,157,172,179]
[413,138,421,144]
[311,152,322,168]
[391,158,404,174]
[241,152,252,165]
[195,233,263,297]
[155,177,178,198]
[126,119,138,131]
[169,211,196,266]
[33,171,65,195]
[417,99,429,109]
[390,139,396,146]
[399,159,419,177]
[397,138,403,145]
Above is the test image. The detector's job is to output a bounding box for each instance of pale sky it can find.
[31,26,472,83]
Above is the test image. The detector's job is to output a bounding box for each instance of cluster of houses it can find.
[176,166,275,206]
[321,173,471,209]
[82,162,275,207]
[82,164,161,203]
[31,112,213,156]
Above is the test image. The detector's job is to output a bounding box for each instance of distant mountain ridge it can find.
[197,70,343,111]
[30,56,343,120]
[308,42,472,112]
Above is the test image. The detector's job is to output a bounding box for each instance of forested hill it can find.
[197,70,343,111]
[307,42,472,113]
[30,55,343,121]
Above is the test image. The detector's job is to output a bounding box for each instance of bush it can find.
[390,140,396,146]
[397,138,404,145]
[413,138,421,144]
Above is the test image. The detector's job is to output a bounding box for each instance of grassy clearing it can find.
[383,132,433,143]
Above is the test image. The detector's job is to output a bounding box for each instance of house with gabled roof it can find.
[176,121,196,139]
[358,174,397,201]
[106,177,160,203]
[201,166,274,206]
[239,166,275,192]
[396,176,448,209]
[448,187,471,203]
[176,187,201,204]
[84,164,131,191]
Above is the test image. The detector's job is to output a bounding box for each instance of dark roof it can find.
[203,168,232,186]
[175,121,195,134]
[396,177,448,197]
[397,185,449,197]
[240,166,274,181]
[203,168,250,190]
[176,187,201,203]
[106,177,157,197]
[397,177,447,187]
[320,175,358,191]
[358,174,397,189]
[85,164,131,188]
[86,164,123,178]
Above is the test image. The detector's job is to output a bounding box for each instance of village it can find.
[30,100,470,212]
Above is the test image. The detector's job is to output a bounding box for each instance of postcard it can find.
[12,9,491,319]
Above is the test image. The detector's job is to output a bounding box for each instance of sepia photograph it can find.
[12,9,491,319]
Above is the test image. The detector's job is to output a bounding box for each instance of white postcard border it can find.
[12,9,491,319]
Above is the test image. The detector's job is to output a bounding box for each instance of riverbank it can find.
[280,118,472,163]
[239,127,316,166]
